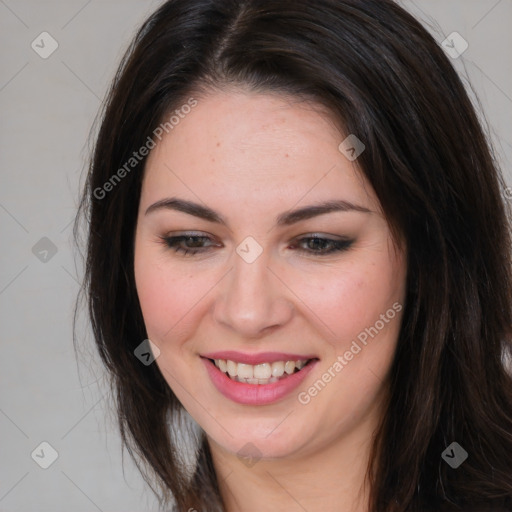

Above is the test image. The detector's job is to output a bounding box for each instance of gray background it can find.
[1,1,511,511]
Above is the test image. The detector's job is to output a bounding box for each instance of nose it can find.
[213,248,294,338]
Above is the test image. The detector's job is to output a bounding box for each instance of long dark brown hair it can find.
[73,0,512,510]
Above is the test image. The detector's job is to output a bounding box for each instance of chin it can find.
[203,414,315,462]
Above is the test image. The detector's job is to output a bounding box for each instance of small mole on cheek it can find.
[216,142,221,147]
[285,153,289,158]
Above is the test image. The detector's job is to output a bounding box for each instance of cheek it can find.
[295,261,404,433]
[294,256,404,346]
[134,246,208,342]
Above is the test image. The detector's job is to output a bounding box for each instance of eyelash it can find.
[158,233,354,257]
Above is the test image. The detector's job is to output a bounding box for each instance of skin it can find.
[134,89,407,512]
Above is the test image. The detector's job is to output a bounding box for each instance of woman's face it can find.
[134,90,407,461]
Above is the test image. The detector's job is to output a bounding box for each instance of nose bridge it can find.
[214,244,292,337]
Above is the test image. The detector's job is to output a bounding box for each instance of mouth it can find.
[200,353,319,405]
[206,357,316,385]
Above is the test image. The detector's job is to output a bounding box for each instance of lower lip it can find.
[201,357,318,405]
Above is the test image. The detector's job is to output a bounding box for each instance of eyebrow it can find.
[144,197,371,227]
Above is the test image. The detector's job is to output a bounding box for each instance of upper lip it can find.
[201,351,318,365]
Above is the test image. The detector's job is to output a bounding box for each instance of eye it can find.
[158,233,219,257]
[291,235,354,256]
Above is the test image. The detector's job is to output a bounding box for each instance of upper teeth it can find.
[214,359,308,380]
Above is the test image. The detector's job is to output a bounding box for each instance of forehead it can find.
[141,90,379,214]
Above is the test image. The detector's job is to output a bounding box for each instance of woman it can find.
[73,0,512,510]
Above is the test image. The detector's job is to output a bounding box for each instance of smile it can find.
[212,358,310,384]
[200,353,319,405]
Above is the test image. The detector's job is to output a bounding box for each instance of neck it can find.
[207,416,378,512]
